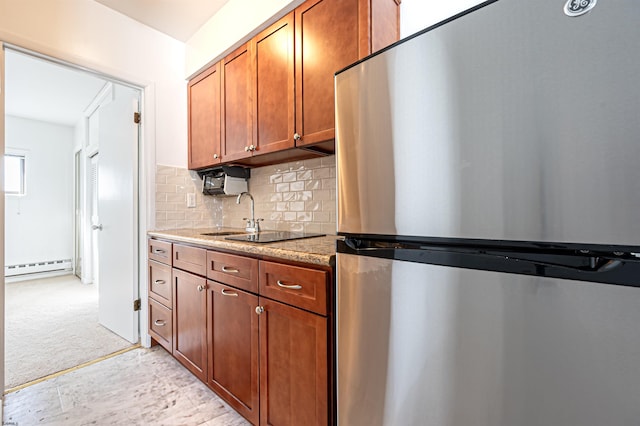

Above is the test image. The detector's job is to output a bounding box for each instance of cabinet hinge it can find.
[133,112,141,124]
[133,299,141,311]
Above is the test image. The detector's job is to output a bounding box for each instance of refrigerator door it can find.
[335,0,640,246]
[337,252,640,426]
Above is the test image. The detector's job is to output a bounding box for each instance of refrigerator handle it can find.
[342,238,628,274]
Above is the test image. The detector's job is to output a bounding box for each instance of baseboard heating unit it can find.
[5,259,73,277]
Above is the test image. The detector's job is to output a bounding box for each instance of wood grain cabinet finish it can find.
[186,0,399,170]
[148,239,172,265]
[148,238,333,425]
[172,268,208,382]
[294,0,400,148]
[207,251,259,294]
[222,44,254,163]
[259,260,328,316]
[188,62,221,170]
[207,281,260,425]
[259,297,328,426]
[251,12,295,156]
[149,260,172,307]
[149,298,173,352]
[173,244,207,276]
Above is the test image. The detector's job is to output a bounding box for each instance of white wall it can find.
[0,0,188,168]
[400,0,485,38]
[5,116,75,265]
[185,0,304,78]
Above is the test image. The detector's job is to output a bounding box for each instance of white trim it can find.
[1,42,151,349]
[0,40,6,401]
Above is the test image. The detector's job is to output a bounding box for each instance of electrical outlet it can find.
[187,193,196,208]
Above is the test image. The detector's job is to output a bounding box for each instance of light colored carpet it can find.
[5,274,134,389]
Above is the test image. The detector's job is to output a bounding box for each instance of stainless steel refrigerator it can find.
[334,0,640,425]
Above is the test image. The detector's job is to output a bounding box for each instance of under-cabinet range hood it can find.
[197,165,250,196]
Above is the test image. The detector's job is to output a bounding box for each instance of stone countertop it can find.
[147,227,340,267]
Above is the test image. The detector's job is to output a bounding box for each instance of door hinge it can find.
[133,299,141,311]
[133,112,141,124]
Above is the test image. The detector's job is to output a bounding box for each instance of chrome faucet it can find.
[236,192,262,233]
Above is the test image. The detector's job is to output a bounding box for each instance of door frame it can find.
[0,42,156,394]
[0,42,6,416]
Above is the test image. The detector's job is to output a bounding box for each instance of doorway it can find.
[3,47,142,389]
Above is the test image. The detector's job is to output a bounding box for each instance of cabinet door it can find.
[259,298,328,426]
[188,63,221,169]
[172,269,207,382]
[252,12,295,156]
[294,0,361,147]
[371,0,401,53]
[222,44,253,162]
[207,281,259,425]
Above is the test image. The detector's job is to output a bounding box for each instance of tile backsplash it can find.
[155,156,336,234]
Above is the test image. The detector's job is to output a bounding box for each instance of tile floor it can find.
[3,346,250,426]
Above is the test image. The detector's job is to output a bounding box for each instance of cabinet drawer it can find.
[149,260,172,307]
[259,261,328,315]
[148,239,172,265]
[173,244,207,276]
[149,298,172,352]
[207,251,258,293]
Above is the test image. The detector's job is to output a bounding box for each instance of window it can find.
[5,154,26,196]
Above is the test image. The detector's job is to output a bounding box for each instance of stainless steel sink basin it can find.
[201,231,248,237]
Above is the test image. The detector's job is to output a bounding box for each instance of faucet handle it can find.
[243,218,256,233]
[255,218,264,232]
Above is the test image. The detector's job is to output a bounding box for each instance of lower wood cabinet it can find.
[172,268,208,382]
[148,238,333,425]
[207,281,260,425]
[259,297,328,426]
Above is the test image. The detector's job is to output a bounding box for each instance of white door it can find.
[95,84,140,343]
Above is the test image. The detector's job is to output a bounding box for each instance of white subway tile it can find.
[290,201,305,212]
[282,172,296,182]
[290,181,304,191]
[275,183,290,192]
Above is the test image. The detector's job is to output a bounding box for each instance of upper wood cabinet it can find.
[222,44,254,163]
[295,0,401,148]
[252,12,295,156]
[187,0,400,170]
[188,63,221,170]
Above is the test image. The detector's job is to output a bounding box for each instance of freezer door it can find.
[335,0,640,246]
[337,252,640,426]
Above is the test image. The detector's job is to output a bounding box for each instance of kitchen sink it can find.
[200,231,248,237]
[225,231,325,243]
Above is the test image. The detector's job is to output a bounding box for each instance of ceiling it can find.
[3,0,231,127]
[94,0,231,42]
[4,50,108,127]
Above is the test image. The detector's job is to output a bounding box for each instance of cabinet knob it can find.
[154,279,166,285]
[249,144,256,151]
[293,133,301,142]
[154,320,166,326]
[197,284,206,292]
[213,153,219,159]
[245,146,250,152]
[255,306,264,315]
